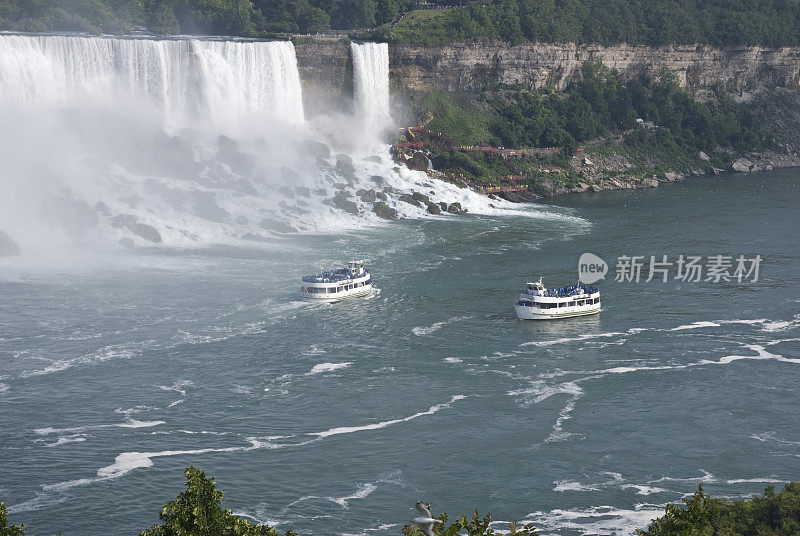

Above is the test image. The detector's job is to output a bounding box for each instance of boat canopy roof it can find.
[302,262,369,283]
[524,282,599,297]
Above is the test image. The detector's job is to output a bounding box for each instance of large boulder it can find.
[335,154,356,176]
[447,202,467,215]
[372,202,398,220]
[0,229,20,257]
[330,192,359,214]
[426,202,441,215]
[129,223,162,243]
[411,191,430,204]
[302,140,331,160]
[731,158,753,173]
[398,194,421,207]
[217,135,256,174]
[357,189,377,203]
[259,218,297,233]
[376,191,387,201]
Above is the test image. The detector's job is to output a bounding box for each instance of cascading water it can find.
[0,36,530,259]
[350,42,391,129]
[0,35,304,126]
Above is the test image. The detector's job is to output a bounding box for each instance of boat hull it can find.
[301,284,373,302]
[515,305,601,320]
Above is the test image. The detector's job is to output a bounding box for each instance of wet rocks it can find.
[0,229,21,257]
[376,191,388,201]
[259,218,298,233]
[357,189,377,202]
[302,140,331,160]
[330,192,359,214]
[335,154,356,176]
[411,191,429,204]
[129,223,162,243]
[398,194,421,207]
[731,157,753,173]
[447,202,467,215]
[372,202,398,220]
[426,202,441,215]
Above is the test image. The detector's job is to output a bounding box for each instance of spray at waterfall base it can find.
[0,37,531,259]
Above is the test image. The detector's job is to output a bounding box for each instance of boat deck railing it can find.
[524,284,599,298]
[302,268,369,284]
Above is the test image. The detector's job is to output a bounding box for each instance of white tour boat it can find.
[515,278,601,320]
[300,260,373,301]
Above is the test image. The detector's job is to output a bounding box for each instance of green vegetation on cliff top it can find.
[402,62,760,185]
[3,0,800,47]
[3,471,800,536]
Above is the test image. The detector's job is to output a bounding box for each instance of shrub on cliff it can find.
[1,503,28,536]
[639,483,800,536]
[140,467,297,536]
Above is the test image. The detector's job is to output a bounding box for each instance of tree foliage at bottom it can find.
[139,467,297,536]
[639,482,800,536]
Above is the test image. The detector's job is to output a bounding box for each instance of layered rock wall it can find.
[293,40,800,111]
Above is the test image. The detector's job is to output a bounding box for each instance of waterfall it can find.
[0,35,305,126]
[350,42,390,128]
[0,35,518,255]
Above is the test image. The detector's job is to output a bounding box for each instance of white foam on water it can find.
[443,357,463,363]
[524,504,666,536]
[159,379,194,397]
[327,482,378,508]
[621,484,669,495]
[699,344,800,366]
[649,470,717,484]
[412,315,473,336]
[669,321,721,331]
[115,405,158,415]
[520,332,625,347]
[12,395,464,513]
[507,379,584,403]
[20,342,141,377]
[554,481,599,492]
[0,382,8,394]
[96,444,250,480]
[725,478,785,484]
[43,434,87,448]
[307,362,353,375]
[302,344,326,356]
[34,419,165,436]
[311,395,466,439]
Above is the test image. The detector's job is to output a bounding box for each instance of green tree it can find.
[0,503,28,536]
[402,508,537,536]
[145,0,180,33]
[140,467,297,536]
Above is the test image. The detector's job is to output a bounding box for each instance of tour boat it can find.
[515,278,600,320]
[300,259,373,301]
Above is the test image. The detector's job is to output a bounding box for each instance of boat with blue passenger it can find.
[300,259,373,301]
[515,277,600,320]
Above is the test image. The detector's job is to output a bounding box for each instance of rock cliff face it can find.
[294,40,353,115]
[390,43,800,98]
[294,41,800,114]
